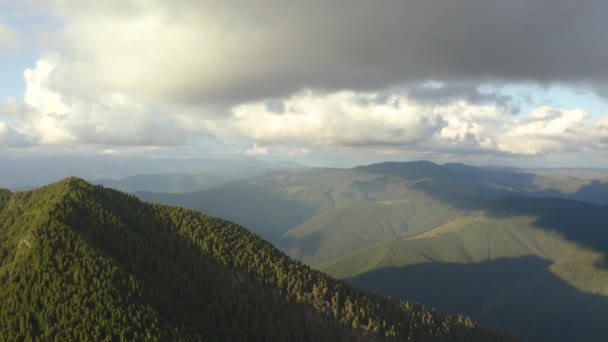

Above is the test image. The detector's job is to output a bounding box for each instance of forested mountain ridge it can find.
[0,178,514,341]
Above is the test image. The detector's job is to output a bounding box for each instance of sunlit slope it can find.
[281,183,465,263]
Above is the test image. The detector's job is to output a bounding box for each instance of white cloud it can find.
[12,54,186,146]
[35,2,291,105]
[201,89,604,157]
[215,90,442,147]
[9,55,606,158]
[597,116,608,145]
[496,107,591,155]
[0,122,34,147]
[279,146,310,157]
[244,143,268,156]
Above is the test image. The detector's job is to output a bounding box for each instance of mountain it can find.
[137,162,608,262]
[93,172,246,193]
[0,178,512,341]
[0,155,300,191]
[355,161,608,204]
[137,161,608,341]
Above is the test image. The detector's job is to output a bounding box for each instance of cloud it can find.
[203,89,604,156]
[8,55,187,146]
[28,0,608,107]
[215,90,442,147]
[5,0,608,164]
[597,117,608,145]
[244,143,268,156]
[495,107,593,155]
[0,122,34,147]
[278,146,310,157]
[9,51,606,159]
[406,82,517,110]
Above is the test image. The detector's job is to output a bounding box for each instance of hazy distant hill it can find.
[0,155,300,191]
[93,172,250,193]
[0,178,512,341]
[138,161,608,341]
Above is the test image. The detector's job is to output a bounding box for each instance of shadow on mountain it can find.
[486,197,608,254]
[356,161,538,197]
[358,160,608,205]
[406,179,608,256]
[357,161,535,190]
[345,256,608,342]
[527,180,608,205]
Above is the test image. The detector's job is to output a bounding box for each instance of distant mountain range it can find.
[0,155,300,191]
[0,178,512,341]
[138,161,608,341]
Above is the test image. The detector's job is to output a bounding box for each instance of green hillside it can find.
[0,178,512,341]
[282,183,465,264]
[138,168,387,244]
[93,172,234,193]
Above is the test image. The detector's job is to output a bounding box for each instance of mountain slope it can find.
[281,184,465,263]
[93,172,235,193]
[0,156,301,191]
[0,178,512,341]
[320,208,608,342]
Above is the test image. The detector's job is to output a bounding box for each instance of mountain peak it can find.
[359,160,439,168]
[51,176,91,190]
[354,160,459,181]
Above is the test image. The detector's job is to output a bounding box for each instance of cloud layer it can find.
[1,0,608,165]
[35,0,608,106]
[5,55,186,146]
[0,122,33,147]
[210,89,605,156]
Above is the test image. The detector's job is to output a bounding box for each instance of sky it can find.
[1,1,608,168]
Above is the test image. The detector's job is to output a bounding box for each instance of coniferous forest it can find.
[0,178,515,341]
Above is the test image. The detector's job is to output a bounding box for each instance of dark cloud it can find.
[264,100,285,114]
[44,0,608,106]
[406,84,516,109]
[183,0,608,102]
